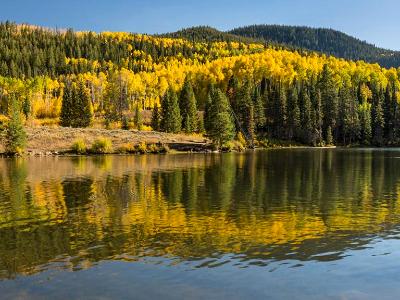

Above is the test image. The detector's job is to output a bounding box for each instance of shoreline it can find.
[1,126,395,157]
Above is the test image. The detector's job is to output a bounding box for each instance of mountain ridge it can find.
[164,24,400,68]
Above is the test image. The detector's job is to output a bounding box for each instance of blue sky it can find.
[1,0,400,50]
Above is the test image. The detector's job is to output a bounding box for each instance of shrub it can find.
[147,144,160,153]
[221,141,235,152]
[117,143,135,154]
[71,139,87,154]
[5,101,27,155]
[136,141,147,154]
[236,132,247,148]
[90,137,113,154]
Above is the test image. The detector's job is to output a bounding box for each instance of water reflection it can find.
[1,150,400,279]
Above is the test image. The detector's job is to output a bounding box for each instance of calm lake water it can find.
[1,149,400,299]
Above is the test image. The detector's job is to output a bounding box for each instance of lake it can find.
[1,149,400,299]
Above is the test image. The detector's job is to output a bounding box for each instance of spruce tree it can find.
[5,98,26,155]
[207,88,235,148]
[60,81,73,127]
[252,86,266,130]
[273,83,287,139]
[235,81,255,143]
[73,80,93,128]
[319,64,338,142]
[286,84,300,141]
[300,86,315,145]
[372,89,385,146]
[161,88,182,133]
[151,104,161,131]
[359,102,372,145]
[339,85,359,145]
[313,89,324,145]
[203,85,214,133]
[326,126,334,146]
[179,78,198,133]
[134,104,143,130]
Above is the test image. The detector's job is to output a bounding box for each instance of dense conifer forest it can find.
[1,21,400,152]
[229,25,400,68]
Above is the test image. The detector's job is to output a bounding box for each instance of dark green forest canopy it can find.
[229,24,400,68]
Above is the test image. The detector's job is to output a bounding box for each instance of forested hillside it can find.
[229,25,400,68]
[1,21,400,153]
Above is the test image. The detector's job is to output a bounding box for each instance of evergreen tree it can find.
[383,84,396,142]
[252,86,266,130]
[179,78,197,133]
[338,85,359,145]
[134,104,143,130]
[203,85,215,133]
[359,102,372,145]
[206,88,235,147]
[326,126,333,146]
[60,81,74,127]
[161,88,182,133]
[372,89,385,146]
[319,64,338,142]
[151,104,161,131]
[268,82,287,139]
[5,98,26,155]
[235,81,255,143]
[60,80,93,128]
[286,84,300,141]
[73,80,93,128]
[313,89,324,145]
[22,97,32,120]
[299,86,315,145]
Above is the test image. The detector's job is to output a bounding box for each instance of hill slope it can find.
[228,25,400,68]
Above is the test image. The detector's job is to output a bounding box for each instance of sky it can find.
[1,0,399,50]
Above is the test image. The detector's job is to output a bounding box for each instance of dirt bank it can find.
[1,127,211,155]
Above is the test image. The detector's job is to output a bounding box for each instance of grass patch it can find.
[71,139,87,154]
[90,137,113,154]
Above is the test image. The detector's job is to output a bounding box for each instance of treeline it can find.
[149,64,399,147]
[229,25,400,68]
[0,22,263,78]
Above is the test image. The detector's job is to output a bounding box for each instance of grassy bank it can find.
[0,126,211,155]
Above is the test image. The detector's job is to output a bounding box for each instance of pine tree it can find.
[299,86,315,145]
[319,64,338,142]
[73,80,93,128]
[161,88,182,133]
[151,104,161,131]
[372,88,385,146]
[359,102,372,145]
[286,84,300,141]
[313,89,324,145]
[134,104,143,130]
[60,81,74,127]
[207,88,235,148]
[5,98,26,155]
[252,86,266,130]
[22,97,32,120]
[326,126,333,146]
[383,84,395,142]
[272,82,287,138]
[235,81,255,143]
[179,77,198,133]
[203,85,214,133]
[339,85,359,145]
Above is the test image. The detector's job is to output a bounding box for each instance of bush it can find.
[236,132,247,148]
[5,102,27,155]
[90,137,113,154]
[136,141,147,154]
[116,143,135,154]
[221,141,235,152]
[71,139,87,154]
